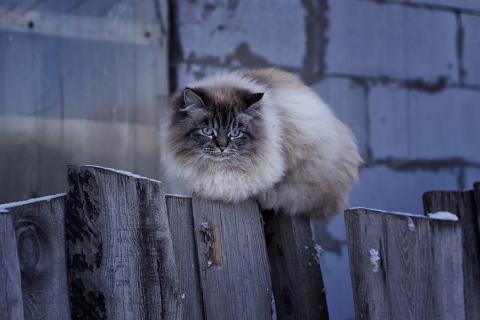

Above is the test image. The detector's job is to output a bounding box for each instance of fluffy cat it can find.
[160,68,361,217]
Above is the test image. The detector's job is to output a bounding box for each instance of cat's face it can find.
[168,86,265,165]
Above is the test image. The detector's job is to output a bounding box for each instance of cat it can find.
[160,68,361,217]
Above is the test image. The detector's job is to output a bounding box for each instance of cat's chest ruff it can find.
[189,159,284,202]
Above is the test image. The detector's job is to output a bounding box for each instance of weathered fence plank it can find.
[166,195,204,320]
[66,165,182,320]
[0,212,25,320]
[263,212,328,320]
[345,208,465,320]
[6,195,70,320]
[191,197,272,320]
[423,190,480,320]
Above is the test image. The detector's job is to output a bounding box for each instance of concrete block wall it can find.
[170,1,480,318]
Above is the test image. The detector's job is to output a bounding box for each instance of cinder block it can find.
[176,0,306,69]
[369,86,480,161]
[327,0,458,82]
[463,15,480,85]
[313,77,368,159]
[349,165,460,213]
[401,0,480,11]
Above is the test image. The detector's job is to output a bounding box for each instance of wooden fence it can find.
[345,182,480,320]
[0,165,328,320]
[2,165,479,320]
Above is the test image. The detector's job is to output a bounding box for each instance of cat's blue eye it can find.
[229,129,242,138]
[200,127,214,136]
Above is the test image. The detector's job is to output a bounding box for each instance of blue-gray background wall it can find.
[170,1,480,319]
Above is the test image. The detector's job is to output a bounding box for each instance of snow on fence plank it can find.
[0,213,25,320]
[191,196,272,320]
[423,187,480,320]
[263,212,329,320]
[66,165,182,320]
[345,208,465,320]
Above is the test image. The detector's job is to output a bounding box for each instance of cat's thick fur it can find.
[161,68,361,217]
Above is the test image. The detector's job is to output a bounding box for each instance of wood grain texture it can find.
[165,195,204,320]
[8,195,70,320]
[0,213,25,320]
[345,208,465,320]
[263,212,328,320]
[66,166,182,320]
[192,197,272,320]
[423,190,480,320]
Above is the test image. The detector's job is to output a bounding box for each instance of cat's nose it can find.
[219,147,226,152]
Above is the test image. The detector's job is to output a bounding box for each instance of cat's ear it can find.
[180,87,205,112]
[243,92,264,111]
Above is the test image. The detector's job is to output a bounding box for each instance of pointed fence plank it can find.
[345,208,465,320]
[263,213,328,320]
[66,165,182,320]
[423,189,480,320]
[191,197,272,320]
[165,195,204,320]
[0,212,25,320]
[1,194,69,320]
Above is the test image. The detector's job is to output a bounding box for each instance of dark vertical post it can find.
[473,182,480,243]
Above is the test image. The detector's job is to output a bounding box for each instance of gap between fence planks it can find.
[345,208,465,320]
[66,165,182,320]
[423,187,480,320]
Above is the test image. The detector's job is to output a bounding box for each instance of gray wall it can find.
[171,1,480,319]
[0,0,169,203]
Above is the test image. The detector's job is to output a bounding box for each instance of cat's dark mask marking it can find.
[168,85,267,161]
